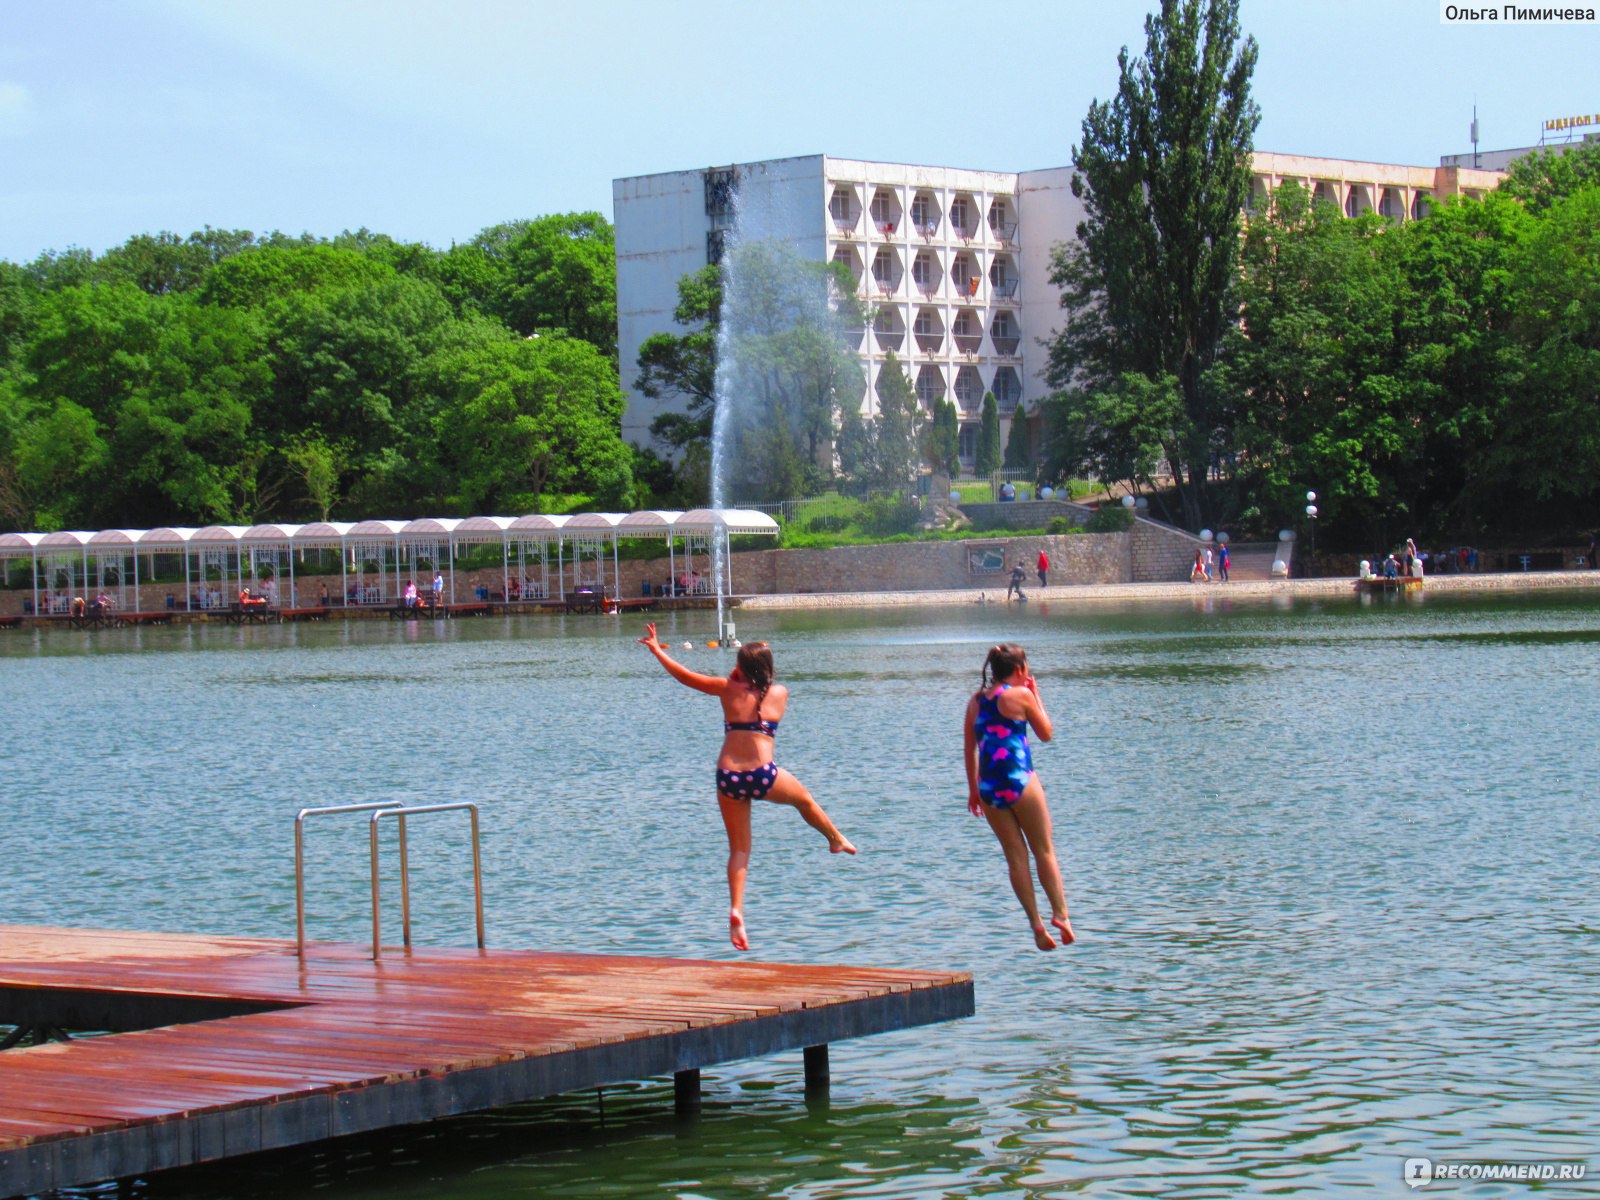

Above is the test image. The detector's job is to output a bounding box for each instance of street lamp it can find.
[1304,490,1319,573]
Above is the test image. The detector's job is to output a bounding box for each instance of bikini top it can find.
[724,718,779,737]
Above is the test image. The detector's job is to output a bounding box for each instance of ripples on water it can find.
[4,592,1598,1198]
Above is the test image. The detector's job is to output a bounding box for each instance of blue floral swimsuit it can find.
[716,719,780,801]
[974,686,1033,809]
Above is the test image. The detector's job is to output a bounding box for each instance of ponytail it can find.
[736,641,775,720]
[978,643,1028,698]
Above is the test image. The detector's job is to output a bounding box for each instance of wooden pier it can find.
[0,925,973,1196]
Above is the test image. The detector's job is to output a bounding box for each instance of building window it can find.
[1411,191,1432,220]
[993,367,1022,412]
[950,195,971,237]
[872,249,897,291]
[912,250,939,293]
[990,311,1019,356]
[989,255,1017,299]
[987,197,1016,240]
[954,365,984,410]
[959,423,977,463]
[870,189,898,234]
[705,169,737,223]
[830,185,856,229]
[915,365,946,407]
[707,230,726,266]
[911,191,938,236]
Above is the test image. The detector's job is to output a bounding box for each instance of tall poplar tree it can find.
[975,392,1002,474]
[1046,0,1259,528]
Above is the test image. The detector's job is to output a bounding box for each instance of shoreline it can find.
[735,570,1600,611]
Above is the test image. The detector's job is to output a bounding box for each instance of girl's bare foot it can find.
[1051,915,1076,946]
[1031,921,1058,952]
[830,835,857,855]
[729,910,750,951]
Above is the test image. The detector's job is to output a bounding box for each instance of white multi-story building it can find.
[614,152,1503,468]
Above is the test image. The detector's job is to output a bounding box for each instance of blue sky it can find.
[2,0,1595,263]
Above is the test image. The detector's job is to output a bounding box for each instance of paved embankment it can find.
[737,571,1600,611]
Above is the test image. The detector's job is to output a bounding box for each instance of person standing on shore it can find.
[637,623,855,951]
[1218,542,1230,582]
[1036,549,1050,590]
[1008,561,1028,602]
[963,643,1074,951]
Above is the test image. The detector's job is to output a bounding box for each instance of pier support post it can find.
[803,1044,829,1097]
[674,1068,702,1114]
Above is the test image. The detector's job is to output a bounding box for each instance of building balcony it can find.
[990,335,1020,356]
[989,279,1019,302]
[914,333,944,354]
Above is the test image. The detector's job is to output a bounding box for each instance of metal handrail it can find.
[295,801,404,956]
[369,802,484,959]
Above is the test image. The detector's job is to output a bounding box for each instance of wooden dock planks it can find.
[0,925,973,1196]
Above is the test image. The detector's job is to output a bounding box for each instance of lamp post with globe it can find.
[1304,491,1319,575]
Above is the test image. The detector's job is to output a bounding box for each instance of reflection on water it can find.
[6,589,1599,1198]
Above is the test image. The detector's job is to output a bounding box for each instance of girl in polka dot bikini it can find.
[638,623,856,951]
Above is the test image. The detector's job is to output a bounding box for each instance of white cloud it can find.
[0,82,33,137]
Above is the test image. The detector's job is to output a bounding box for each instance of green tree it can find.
[871,351,922,490]
[424,335,630,514]
[95,228,262,296]
[1004,402,1034,470]
[1046,0,1259,529]
[1220,181,1414,543]
[975,392,1002,474]
[1042,373,1180,508]
[284,431,350,521]
[196,244,391,309]
[1390,190,1530,534]
[1494,185,1600,500]
[637,265,720,455]
[481,213,617,358]
[1500,138,1600,215]
[926,397,961,478]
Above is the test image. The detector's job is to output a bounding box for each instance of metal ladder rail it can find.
[369,802,484,960]
[295,801,404,957]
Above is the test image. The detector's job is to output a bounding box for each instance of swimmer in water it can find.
[638,622,856,950]
[963,642,1074,951]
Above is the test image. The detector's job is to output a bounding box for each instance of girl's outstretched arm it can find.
[638,622,727,695]
[963,695,983,816]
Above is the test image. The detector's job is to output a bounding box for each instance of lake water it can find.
[4,590,1598,1198]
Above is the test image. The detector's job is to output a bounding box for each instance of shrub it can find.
[1086,506,1135,533]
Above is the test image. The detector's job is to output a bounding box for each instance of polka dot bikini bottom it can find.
[716,762,779,801]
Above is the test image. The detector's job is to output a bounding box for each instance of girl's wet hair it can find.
[980,643,1028,692]
[736,641,775,719]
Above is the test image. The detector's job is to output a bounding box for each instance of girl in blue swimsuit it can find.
[964,643,1074,951]
[639,623,855,951]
